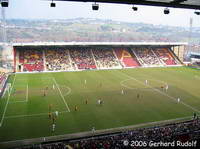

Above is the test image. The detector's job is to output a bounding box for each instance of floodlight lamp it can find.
[194,10,200,15]
[132,6,138,11]
[1,0,8,7]
[92,3,99,11]
[164,8,170,14]
[50,0,56,7]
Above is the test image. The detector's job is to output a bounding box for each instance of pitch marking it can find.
[9,84,29,104]
[60,85,71,97]
[120,78,166,91]
[0,114,195,144]
[120,71,200,113]
[0,74,17,127]
[120,79,151,91]
[5,110,69,119]
[52,77,71,112]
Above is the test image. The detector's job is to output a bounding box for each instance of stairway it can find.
[91,49,99,70]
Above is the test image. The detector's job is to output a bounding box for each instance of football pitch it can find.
[0,67,200,144]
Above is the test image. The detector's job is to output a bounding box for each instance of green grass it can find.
[0,66,200,143]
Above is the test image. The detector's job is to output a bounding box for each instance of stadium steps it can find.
[162,48,179,65]
[151,49,165,66]
[91,49,99,70]
[19,50,24,64]
[168,48,183,65]
[15,49,20,72]
[113,49,126,67]
[114,48,140,67]
[68,50,78,70]
[153,48,168,66]
[67,50,76,70]
[43,50,47,71]
[131,48,144,66]
[112,49,123,68]
[127,48,141,67]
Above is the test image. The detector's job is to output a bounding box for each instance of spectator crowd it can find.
[69,49,96,70]
[154,48,177,65]
[19,49,44,72]
[93,49,120,69]
[45,49,73,71]
[134,48,161,66]
[17,118,200,149]
[17,47,179,72]
[0,71,7,94]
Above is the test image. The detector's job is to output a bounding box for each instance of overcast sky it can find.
[2,0,200,27]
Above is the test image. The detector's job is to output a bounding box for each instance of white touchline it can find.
[120,71,200,113]
[52,77,71,112]
[0,74,17,127]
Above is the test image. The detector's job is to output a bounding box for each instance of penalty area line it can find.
[4,110,69,119]
[9,84,29,104]
[52,77,71,112]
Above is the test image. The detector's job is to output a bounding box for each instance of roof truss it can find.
[52,0,200,10]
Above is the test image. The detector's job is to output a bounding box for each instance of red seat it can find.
[19,50,44,72]
[114,49,140,67]
[154,48,177,65]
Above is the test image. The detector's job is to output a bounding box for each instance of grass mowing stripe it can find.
[26,84,28,102]
[9,84,29,104]
[0,74,16,127]
[0,115,194,145]
[119,71,200,114]
[1,68,200,143]
[52,77,71,112]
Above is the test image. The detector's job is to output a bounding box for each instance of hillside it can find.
[0,18,200,43]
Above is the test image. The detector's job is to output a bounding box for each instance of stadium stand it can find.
[15,46,182,72]
[45,49,73,71]
[17,118,200,149]
[194,61,200,66]
[93,49,121,69]
[69,48,96,70]
[133,48,161,66]
[154,48,178,65]
[0,72,6,84]
[114,48,140,67]
[19,49,44,72]
[0,71,7,95]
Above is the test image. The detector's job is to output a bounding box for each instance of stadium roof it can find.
[190,51,200,56]
[11,42,188,47]
[53,0,200,10]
